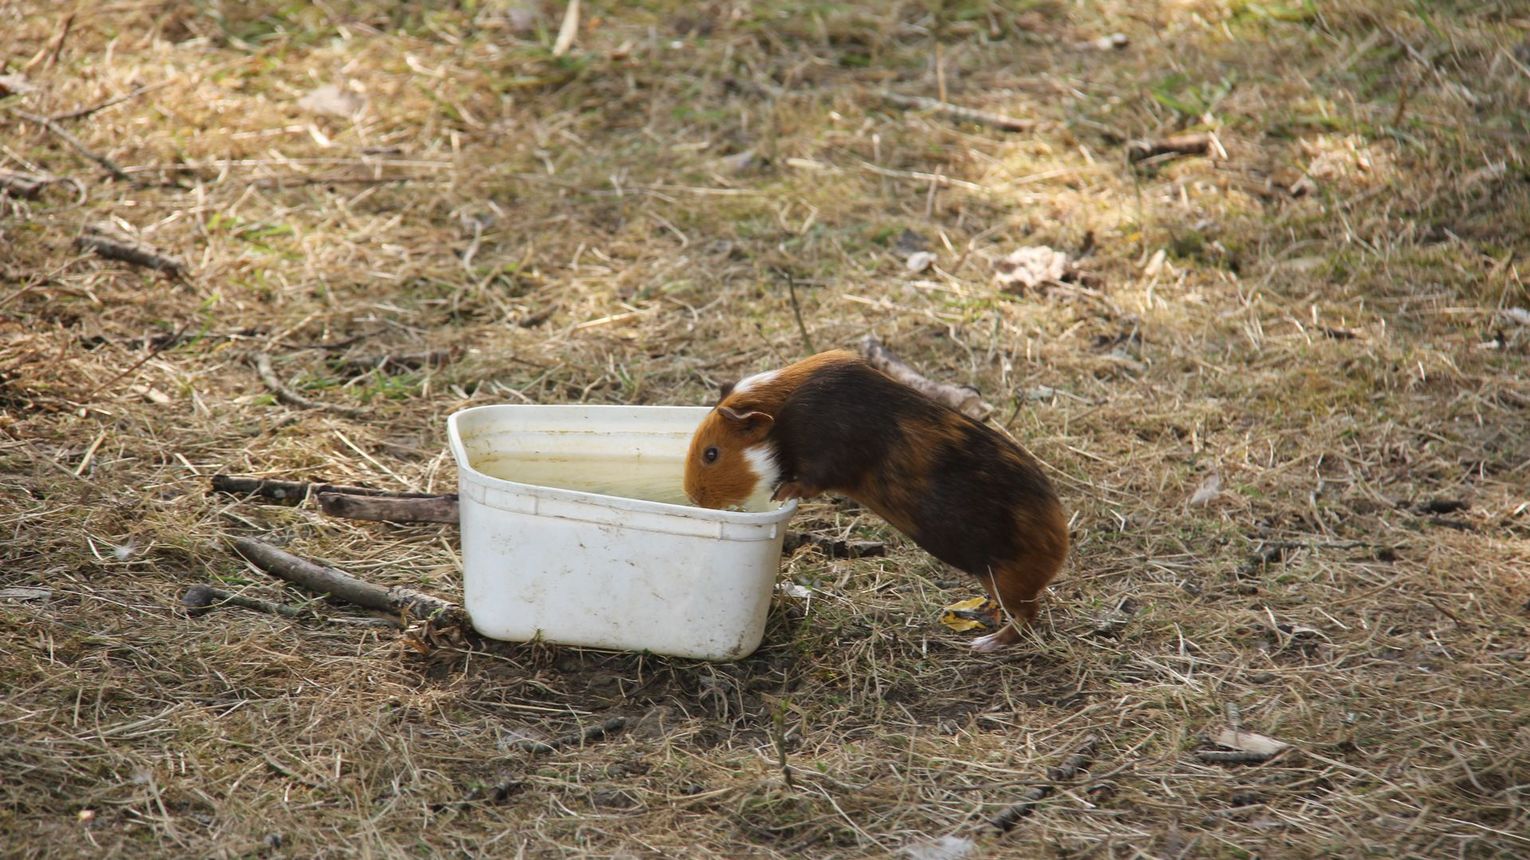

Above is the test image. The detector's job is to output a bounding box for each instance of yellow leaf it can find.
[939,596,993,633]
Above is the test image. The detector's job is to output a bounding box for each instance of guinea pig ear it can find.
[717,380,736,402]
[717,406,773,442]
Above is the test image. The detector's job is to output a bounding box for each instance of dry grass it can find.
[3,1,1529,857]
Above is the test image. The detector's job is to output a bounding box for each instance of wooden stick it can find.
[211,475,460,522]
[76,223,185,275]
[1127,132,1216,164]
[181,583,315,620]
[211,474,446,503]
[317,491,459,524]
[182,583,397,627]
[860,336,992,420]
[250,352,369,418]
[988,734,1099,833]
[229,537,464,624]
[879,91,1035,132]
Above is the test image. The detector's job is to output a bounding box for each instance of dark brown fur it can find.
[685,350,1069,650]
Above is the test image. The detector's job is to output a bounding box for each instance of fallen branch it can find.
[879,91,1035,132]
[318,491,459,524]
[860,336,992,420]
[988,734,1099,833]
[1127,132,1221,164]
[76,223,185,275]
[250,352,368,418]
[230,536,464,624]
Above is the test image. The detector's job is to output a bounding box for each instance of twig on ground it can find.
[211,475,460,522]
[229,536,464,624]
[212,474,381,503]
[878,91,1036,132]
[249,352,369,418]
[552,0,580,57]
[860,336,992,420]
[76,223,185,275]
[1127,132,1222,164]
[11,109,135,183]
[181,583,316,621]
[80,319,192,401]
[855,160,989,193]
[26,11,75,73]
[317,491,460,524]
[50,80,170,122]
[987,734,1099,833]
[782,273,817,355]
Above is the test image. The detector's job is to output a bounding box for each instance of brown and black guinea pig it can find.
[684,349,1069,652]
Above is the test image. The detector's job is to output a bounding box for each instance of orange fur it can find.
[685,349,1069,651]
[684,350,861,508]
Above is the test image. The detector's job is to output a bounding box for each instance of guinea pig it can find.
[684,349,1068,651]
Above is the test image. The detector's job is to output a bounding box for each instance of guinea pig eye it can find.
[703,446,719,464]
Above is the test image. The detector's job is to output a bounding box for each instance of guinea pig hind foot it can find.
[970,628,1020,652]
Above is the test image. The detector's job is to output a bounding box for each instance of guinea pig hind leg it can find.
[969,569,1041,652]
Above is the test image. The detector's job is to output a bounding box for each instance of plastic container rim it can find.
[447,404,798,526]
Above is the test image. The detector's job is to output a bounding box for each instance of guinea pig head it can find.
[683,405,777,508]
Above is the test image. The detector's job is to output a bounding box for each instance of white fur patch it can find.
[731,369,778,397]
[742,444,781,494]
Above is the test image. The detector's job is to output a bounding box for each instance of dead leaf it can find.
[900,835,976,860]
[1209,727,1290,758]
[994,246,1072,293]
[0,73,37,97]
[298,84,364,118]
[1189,472,1221,506]
[939,596,991,633]
[716,149,758,174]
[906,251,936,273]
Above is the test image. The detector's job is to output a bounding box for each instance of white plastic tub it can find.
[447,404,797,661]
